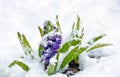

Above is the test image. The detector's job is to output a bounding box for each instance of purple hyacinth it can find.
[41,31,62,65]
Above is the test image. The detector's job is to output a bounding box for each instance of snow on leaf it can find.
[60,46,87,70]
[9,60,30,72]
[38,44,44,57]
[47,64,56,75]
[87,34,106,45]
[38,26,43,37]
[76,16,80,30]
[17,32,34,59]
[59,39,81,53]
[87,43,113,52]
[56,15,62,33]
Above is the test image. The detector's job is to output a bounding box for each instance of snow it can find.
[0,0,120,77]
[49,56,57,66]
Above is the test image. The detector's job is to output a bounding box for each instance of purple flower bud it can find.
[52,44,60,50]
[55,39,62,44]
[42,45,48,50]
[47,41,52,47]
[50,52,56,58]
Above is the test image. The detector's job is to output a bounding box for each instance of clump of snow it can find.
[0,66,10,77]
[49,55,57,66]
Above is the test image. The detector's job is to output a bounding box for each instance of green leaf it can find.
[45,21,50,34]
[76,16,80,30]
[60,46,87,70]
[71,16,81,38]
[44,20,55,34]
[56,15,60,27]
[87,43,113,52]
[54,50,60,72]
[17,32,21,40]
[71,22,75,37]
[9,60,30,72]
[22,34,32,53]
[47,64,56,75]
[38,44,44,57]
[81,27,84,33]
[79,33,84,39]
[56,15,62,33]
[88,34,106,45]
[38,26,43,37]
[59,42,70,53]
[17,32,34,59]
[47,21,53,32]
[72,22,75,30]
[69,39,81,46]
[79,27,84,39]
[59,39,81,53]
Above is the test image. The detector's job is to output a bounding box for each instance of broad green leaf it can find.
[9,60,30,71]
[74,57,79,64]
[87,43,113,52]
[17,32,34,59]
[60,46,79,70]
[38,44,44,57]
[55,39,81,71]
[59,39,81,53]
[60,46,87,70]
[69,39,81,46]
[56,15,62,33]
[59,42,70,53]
[38,26,43,37]
[47,64,56,75]
[88,34,106,45]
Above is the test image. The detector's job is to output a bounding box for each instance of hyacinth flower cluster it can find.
[38,20,62,69]
[41,31,62,66]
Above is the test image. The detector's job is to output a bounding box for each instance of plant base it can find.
[62,60,80,77]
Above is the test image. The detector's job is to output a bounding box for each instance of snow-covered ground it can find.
[0,0,120,77]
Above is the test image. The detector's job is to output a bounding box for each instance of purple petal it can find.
[50,52,57,58]
[55,39,62,44]
[52,44,60,50]
[47,42,52,47]
[41,51,46,55]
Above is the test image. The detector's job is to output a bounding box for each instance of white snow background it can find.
[0,0,120,77]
